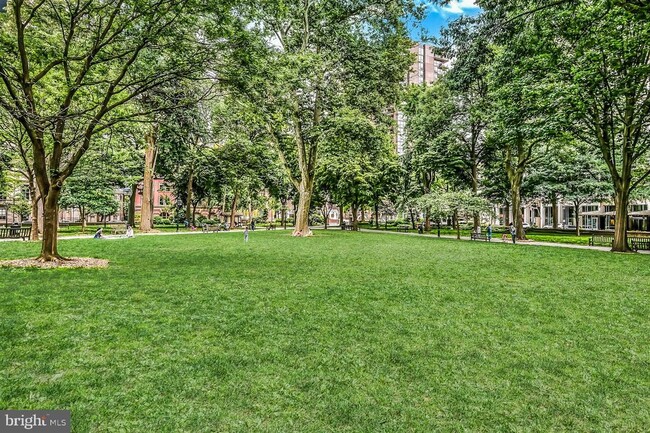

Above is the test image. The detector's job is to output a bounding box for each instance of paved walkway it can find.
[0,227,290,242]
[356,228,650,254]
[2,226,647,254]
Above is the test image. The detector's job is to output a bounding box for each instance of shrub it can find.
[154,216,172,225]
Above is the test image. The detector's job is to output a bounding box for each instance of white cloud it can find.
[427,0,480,17]
[441,0,479,14]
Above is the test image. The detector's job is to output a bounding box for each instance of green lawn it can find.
[1,231,649,432]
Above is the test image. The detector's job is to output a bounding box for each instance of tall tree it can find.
[234,0,415,236]
[0,0,232,260]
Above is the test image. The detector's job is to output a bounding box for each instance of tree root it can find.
[292,229,313,237]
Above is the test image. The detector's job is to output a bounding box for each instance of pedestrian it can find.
[126,224,134,238]
[509,222,516,244]
[244,227,249,243]
[251,220,256,231]
[93,227,103,239]
[487,224,492,242]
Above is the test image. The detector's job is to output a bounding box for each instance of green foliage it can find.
[9,198,31,220]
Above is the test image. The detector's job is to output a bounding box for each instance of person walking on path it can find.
[509,223,516,244]
[244,227,249,243]
[487,224,492,242]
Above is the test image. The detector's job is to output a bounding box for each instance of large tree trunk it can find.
[504,202,510,227]
[80,207,86,233]
[282,206,287,230]
[424,210,430,232]
[39,188,63,261]
[551,197,559,229]
[185,168,193,224]
[510,178,526,240]
[351,204,358,231]
[230,192,238,228]
[454,210,461,240]
[472,161,480,231]
[293,179,313,236]
[140,126,158,232]
[339,205,344,227]
[128,182,137,227]
[612,185,631,252]
[192,202,199,226]
[575,203,581,237]
[230,190,239,228]
[29,184,40,241]
[409,208,416,230]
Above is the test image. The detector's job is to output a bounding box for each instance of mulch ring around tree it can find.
[0,257,109,269]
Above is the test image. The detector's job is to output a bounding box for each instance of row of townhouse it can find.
[1,178,296,227]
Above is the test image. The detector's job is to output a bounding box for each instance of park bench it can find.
[470,232,490,241]
[266,224,276,230]
[0,227,32,241]
[588,234,650,251]
[589,234,613,247]
[111,227,127,236]
[202,224,220,233]
[630,236,650,251]
[397,225,410,233]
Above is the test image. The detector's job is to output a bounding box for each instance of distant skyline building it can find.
[396,43,448,155]
[406,44,448,86]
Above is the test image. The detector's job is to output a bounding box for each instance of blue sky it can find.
[409,0,482,41]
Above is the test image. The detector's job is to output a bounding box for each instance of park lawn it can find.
[1,231,649,432]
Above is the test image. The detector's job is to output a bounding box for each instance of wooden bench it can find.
[589,234,613,247]
[0,227,32,241]
[471,232,490,241]
[589,234,650,251]
[202,224,220,233]
[397,225,410,233]
[630,236,650,251]
[111,227,127,236]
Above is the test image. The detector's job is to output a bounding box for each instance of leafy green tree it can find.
[403,81,459,230]
[418,190,492,239]
[233,0,415,236]
[0,0,234,260]
[485,29,564,240]
[9,197,31,221]
[319,108,395,231]
[479,0,650,249]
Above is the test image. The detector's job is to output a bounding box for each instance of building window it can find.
[0,208,6,220]
[605,205,616,213]
[544,206,553,226]
[629,204,648,212]
[581,215,599,229]
[159,196,170,206]
[581,205,598,213]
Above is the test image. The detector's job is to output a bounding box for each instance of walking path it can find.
[357,228,650,254]
[2,226,648,254]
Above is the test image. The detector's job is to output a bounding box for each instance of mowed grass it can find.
[1,231,649,432]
